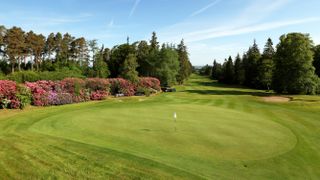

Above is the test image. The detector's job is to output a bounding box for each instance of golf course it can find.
[0,74,319,179]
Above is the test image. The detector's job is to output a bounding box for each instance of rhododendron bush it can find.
[1,77,161,108]
[0,80,30,109]
[138,77,161,91]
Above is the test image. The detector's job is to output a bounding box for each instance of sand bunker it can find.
[262,96,291,103]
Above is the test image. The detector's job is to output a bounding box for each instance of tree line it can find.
[201,33,320,94]
[0,25,192,86]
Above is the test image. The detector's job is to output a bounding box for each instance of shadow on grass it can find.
[185,89,271,96]
[186,79,272,96]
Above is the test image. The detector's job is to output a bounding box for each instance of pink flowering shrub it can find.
[138,77,161,91]
[0,80,19,109]
[90,90,108,100]
[108,78,135,96]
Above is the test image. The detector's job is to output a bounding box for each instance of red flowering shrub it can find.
[0,80,19,109]
[90,90,108,100]
[108,78,135,96]
[138,77,161,91]
[0,80,17,100]
[85,78,110,91]
[60,78,85,94]
[25,81,51,106]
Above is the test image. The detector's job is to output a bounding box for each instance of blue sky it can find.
[1,0,320,65]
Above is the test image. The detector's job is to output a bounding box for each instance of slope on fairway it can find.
[0,75,320,179]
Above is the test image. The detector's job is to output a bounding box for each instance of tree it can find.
[109,43,135,77]
[120,53,139,83]
[93,48,110,78]
[223,56,234,84]
[176,39,192,84]
[0,25,6,57]
[234,54,245,85]
[54,32,63,61]
[257,38,275,90]
[136,40,150,76]
[45,33,55,61]
[199,64,212,76]
[211,60,223,80]
[4,27,25,73]
[244,40,261,87]
[156,45,180,86]
[313,45,320,77]
[273,33,318,94]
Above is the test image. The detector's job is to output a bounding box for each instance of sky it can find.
[0,0,320,65]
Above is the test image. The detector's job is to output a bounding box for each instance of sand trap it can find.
[262,96,290,103]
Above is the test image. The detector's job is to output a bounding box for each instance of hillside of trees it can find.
[0,25,192,86]
[200,33,320,94]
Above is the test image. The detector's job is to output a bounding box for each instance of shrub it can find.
[60,78,85,94]
[139,77,161,91]
[38,70,85,81]
[0,80,25,109]
[85,78,110,92]
[90,90,108,100]
[48,92,73,105]
[7,71,40,83]
[25,81,52,106]
[108,78,135,96]
[16,84,32,109]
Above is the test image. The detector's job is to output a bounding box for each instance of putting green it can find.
[31,104,296,161]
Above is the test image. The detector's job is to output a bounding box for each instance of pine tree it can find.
[93,48,110,78]
[223,56,234,84]
[176,39,192,84]
[211,60,222,80]
[313,45,320,77]
[234,54,245,85]
[244,40,261,87]
[4,27,25,73]
[120,53,139,83]
[257,38,275,90]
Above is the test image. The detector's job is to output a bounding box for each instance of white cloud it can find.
[129,0,141,17]
[190,0,221,17]
[183,17,320,43]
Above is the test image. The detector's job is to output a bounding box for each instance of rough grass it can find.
[0,74,319,179]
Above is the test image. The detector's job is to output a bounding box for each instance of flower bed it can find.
[0,77,161,108]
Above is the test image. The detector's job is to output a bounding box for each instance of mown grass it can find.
[0,74,319,179]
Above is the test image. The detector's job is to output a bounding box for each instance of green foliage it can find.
[244,40,261,87]
[156,45,180,86]
[120,53,139,83]
[273,33,318,94]
[177,40,192,84]
[16,84,32,109]
[234,54,245,85]
[93,51,110,78]
[313,45,320,77]
[257,38,275,90]
[211,60,223,80]
[199,64,212,76]
[7,71,40,83]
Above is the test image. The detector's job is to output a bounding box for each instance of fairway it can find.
[1,75,320,179]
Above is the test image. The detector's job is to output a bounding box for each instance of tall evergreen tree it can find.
[93,48,110,78]
[211,60,222,80]
[313,45,320,77]
[257,38,275,90]
[120,53,139,83]
[273,33,318,94]
[223,56,234,84]
[176,39,192,84]
[244,40,261,87]
[234,54,245,85]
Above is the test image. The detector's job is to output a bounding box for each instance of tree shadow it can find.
[184,89,271,96]
[186,80,272,96]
